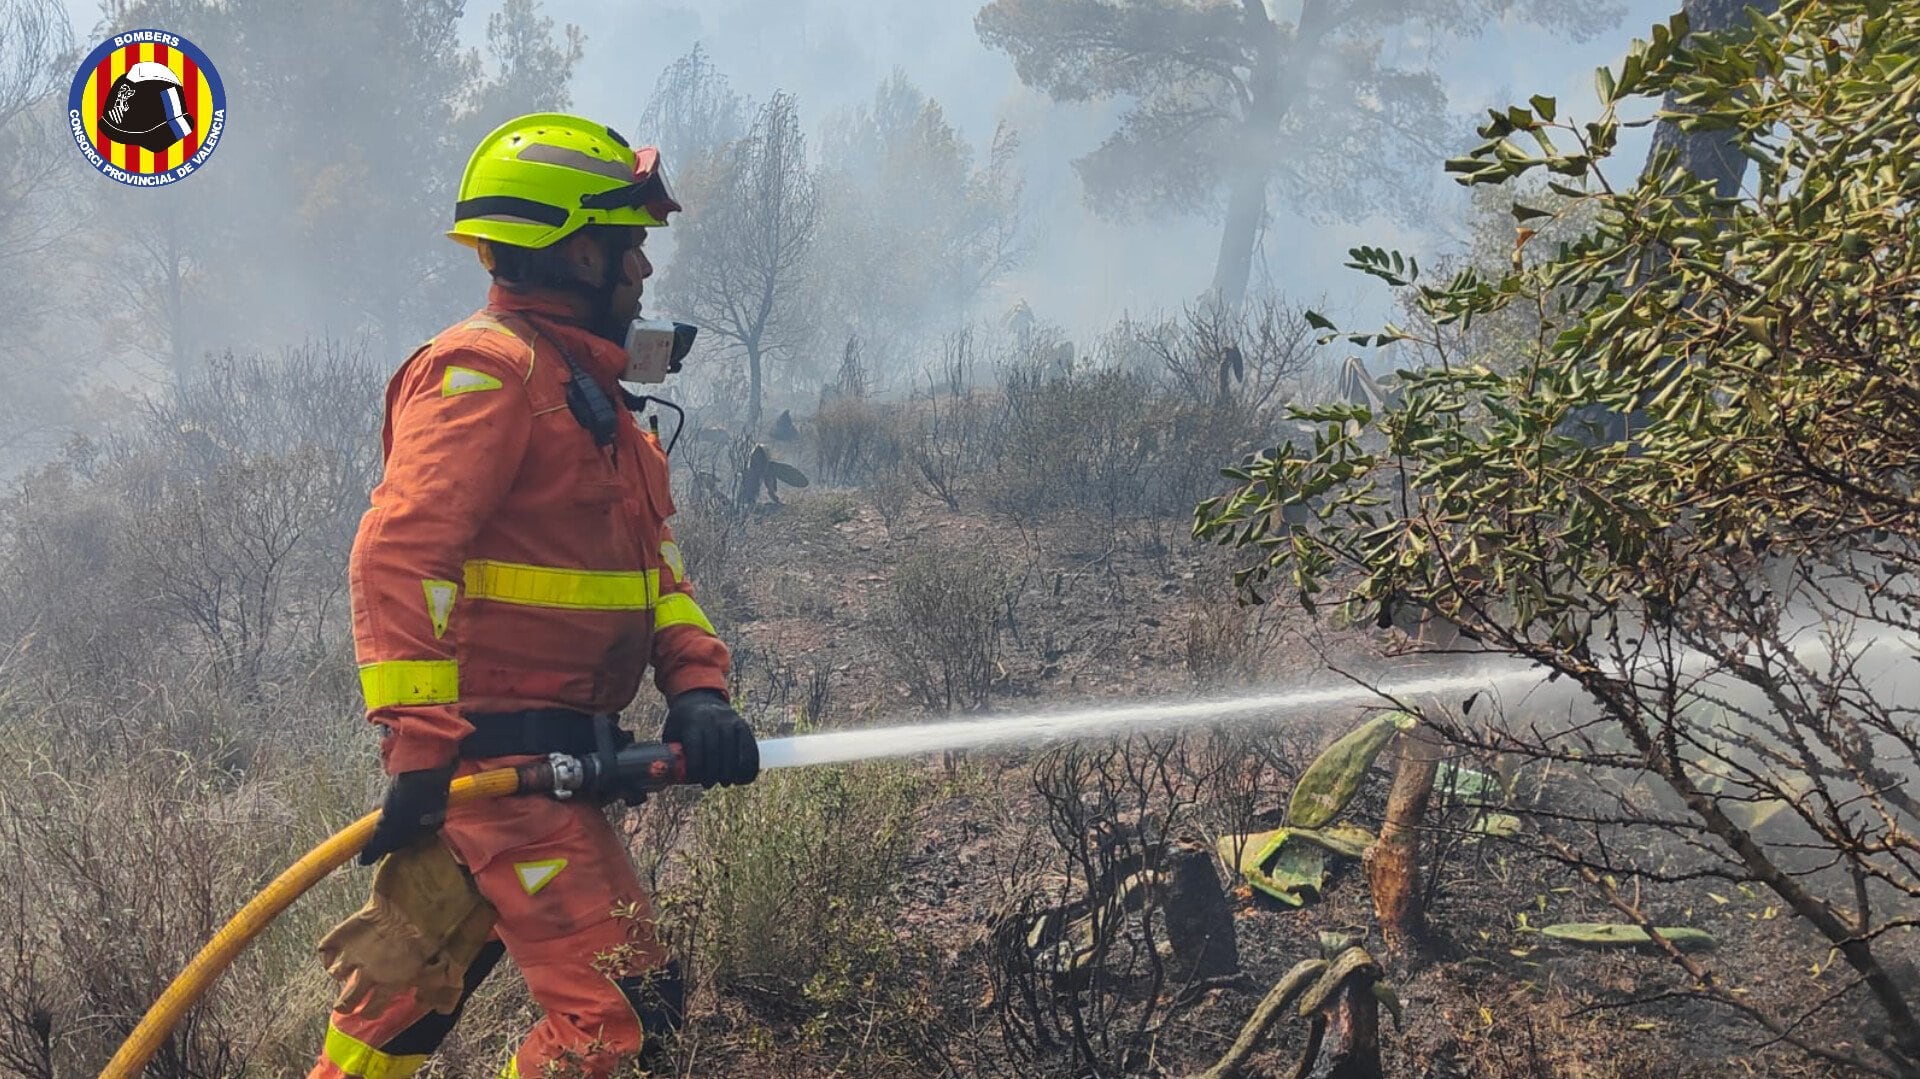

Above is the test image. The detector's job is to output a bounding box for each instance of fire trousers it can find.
[309,759,680,1079]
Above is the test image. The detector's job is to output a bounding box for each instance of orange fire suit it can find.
[311,283,727,1079]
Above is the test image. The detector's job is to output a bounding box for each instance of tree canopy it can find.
[977,0,1624,308]
[659,91,819,433]
[811,71,1024,364]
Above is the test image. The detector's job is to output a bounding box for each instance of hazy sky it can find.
[509,0,1681,334]
[62,0,1681,336]
[526,0,1681,332]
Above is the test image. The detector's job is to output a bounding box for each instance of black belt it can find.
[460,708,632,759]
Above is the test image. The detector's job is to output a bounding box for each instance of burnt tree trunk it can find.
[1163,840,1239,981]
[1305,973,1384,1079]
[745,343,765,435]
[1211,169,1267,311]
[1362,728,1441,960]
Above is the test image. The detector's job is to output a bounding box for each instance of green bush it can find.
[669,762,926,995]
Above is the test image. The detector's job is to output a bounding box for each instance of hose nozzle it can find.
[513,741,688,800]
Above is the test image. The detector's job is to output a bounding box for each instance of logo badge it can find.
[67,29,225,186]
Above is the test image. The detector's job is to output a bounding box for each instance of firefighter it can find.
[309,113,758,1079]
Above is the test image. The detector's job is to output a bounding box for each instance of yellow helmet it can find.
[449,112,680,250]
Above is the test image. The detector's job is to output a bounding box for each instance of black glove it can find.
[359,764,454,866]
[662,689,759,788]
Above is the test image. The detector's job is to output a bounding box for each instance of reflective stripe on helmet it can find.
[453,195,569,229]
[358,660,460,710]
[513,141,633,180]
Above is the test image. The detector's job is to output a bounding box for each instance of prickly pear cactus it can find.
[735,445,812,508]
[1542,923,1717,953]
[1286,711,1418,828]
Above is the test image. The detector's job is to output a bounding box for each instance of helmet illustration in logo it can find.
[98,61,193,153]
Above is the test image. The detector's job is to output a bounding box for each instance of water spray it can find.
[755,659,1554,771]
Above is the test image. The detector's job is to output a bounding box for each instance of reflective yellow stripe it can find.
[325,1024,430,1079]
[463,559,658,611]
[359,660,459,709]
[653,592,717,635]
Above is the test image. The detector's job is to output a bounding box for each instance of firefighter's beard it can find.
[588,251,646,344]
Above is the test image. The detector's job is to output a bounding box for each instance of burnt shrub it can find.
[876,539,1014,713]
[814,394,907,487]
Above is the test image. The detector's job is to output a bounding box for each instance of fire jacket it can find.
[351,283,729,774]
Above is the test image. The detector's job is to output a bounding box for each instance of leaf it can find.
[1511,203,1554,223]
[1372,982,1405,1028]
[1542,923,1717,953]
[768,461,811,488]
[1472,813,1522,838]
[1286,711,1418,828]
[1529,94,1558,123]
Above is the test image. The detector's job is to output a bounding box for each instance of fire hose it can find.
[99,742,689,1079]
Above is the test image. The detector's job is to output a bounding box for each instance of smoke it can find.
[473,0,1684,340]
[2,0,1681,475]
